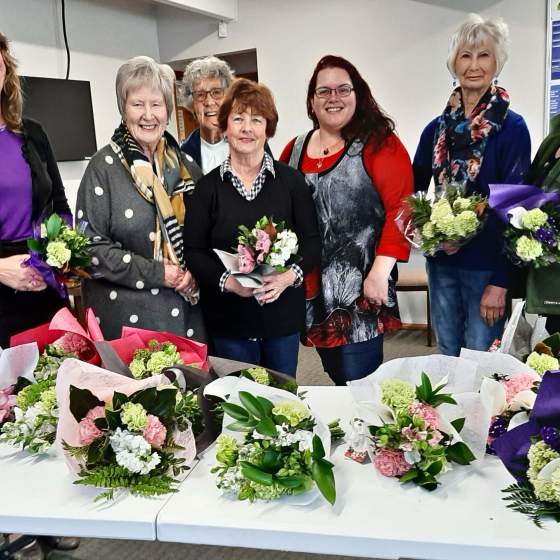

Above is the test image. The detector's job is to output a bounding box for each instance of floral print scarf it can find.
[432,85,510,194]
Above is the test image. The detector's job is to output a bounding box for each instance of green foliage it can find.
[446,442,475,465]
[502,482,560,527]
[450,417,466,433]
[328,419,345,442]
[415,372,457,407]
[69,386,104,422]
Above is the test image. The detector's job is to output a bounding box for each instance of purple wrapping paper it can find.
[489,184,560,225]
[494,370,560,482]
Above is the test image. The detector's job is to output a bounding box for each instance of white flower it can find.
[404,448,421,465]
[508,207,529,230]
[45,241,71,268]
[109,428,161,475]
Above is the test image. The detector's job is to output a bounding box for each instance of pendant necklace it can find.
[316,137,344,169]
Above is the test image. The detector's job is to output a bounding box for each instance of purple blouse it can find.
[0,127,33,241]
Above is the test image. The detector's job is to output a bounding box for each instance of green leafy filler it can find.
[212,391,336,505]
[63,385,191,502]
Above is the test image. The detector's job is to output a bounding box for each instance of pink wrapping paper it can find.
[55,358,197,474]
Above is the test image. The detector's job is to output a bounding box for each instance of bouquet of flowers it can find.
[128,340,184,379]
[396,185,488,256]
[237,366,298,395]
[56,359,197,502]
[26,213,91,297]
[524,332,560,376]
[347,355,489,490]
[236,216,299,273]
[207,377,336,505]
[494,371,560,526]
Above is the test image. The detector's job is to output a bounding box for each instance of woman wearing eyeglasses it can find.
[280,55,413,385]
[181,56,233,174]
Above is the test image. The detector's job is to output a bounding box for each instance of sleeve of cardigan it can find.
[363,134,413,262]
[286,166,321,274]
[412,119,438,193]
[489,114,532,288]
[183,177,227,288]
[279,138,297,164]
[76,159,165,289]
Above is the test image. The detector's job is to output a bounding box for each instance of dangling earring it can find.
[493,76,499,85]
[452,79,457,88]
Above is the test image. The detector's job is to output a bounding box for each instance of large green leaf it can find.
[26,238,44,253]
[13,376,32,394]
[146,388,177,420]
[311,458,336,505]
[255,416,277,437]
[275,475,306,489]
[105,408,122,430]
[446,442,475,465]
[46,213,64,240]
[86,435,107,465]
[256,396,274,417]
[221,402,250,422]
[450,417,465,433]
[240,461,273,486]
[225,419,258,432]
[112,391,130,410]
[239,391,267,420]
[311,434,325,460]
[260,449,283,473]
[69,385,104,422]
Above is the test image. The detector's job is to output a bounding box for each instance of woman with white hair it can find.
[181,56,234,173]
[413,14,531,356]
[76,56,205,340]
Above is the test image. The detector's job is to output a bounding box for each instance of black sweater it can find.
[184,160,320,338]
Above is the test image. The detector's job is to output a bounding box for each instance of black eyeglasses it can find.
[191,87,225,102]
[314,84,354,99]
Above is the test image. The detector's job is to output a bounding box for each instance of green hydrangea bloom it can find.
[15,380,55,411]
[247,367,271,386]
[430,199,453,223]
[421,221,435,239]
[45,241,71,268]
[434,214,458,237]
[145,351,177,375]
[129,359,147,379]
[39,387,57,413]
[120,402,147,431]
[251,481,288,500]
[527,441,560,476]
[215,434,239,467]
[515,236,543,262]
[533,478,559,503]
[521,208,548,231]
[454,210,479,237]
[526,352,560,376]
[452,197,473,212]
[272,400,310,427]
[380,378,415,410]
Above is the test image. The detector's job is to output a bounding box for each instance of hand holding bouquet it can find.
[26,213,91,297]
[397,185,487,256]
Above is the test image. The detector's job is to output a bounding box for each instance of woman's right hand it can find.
[163,262,185,288]
[224,275,255,298]
[0,255,47,291]
[440,241,460,255]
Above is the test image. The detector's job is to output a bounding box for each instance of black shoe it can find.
[40,536,80,551]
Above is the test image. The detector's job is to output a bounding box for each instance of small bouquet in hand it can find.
[26,213,91,297]
[209,378,336,505]
[237,216,299,273]
[396,185,487,256]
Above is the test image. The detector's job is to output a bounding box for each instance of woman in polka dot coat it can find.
[76,57,206,341]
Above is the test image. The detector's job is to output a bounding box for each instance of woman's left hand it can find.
[363,272,389,306]
[480,284,507,326]
[254,269,297,304]
[175,269,198,295]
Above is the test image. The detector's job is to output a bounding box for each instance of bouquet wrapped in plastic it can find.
[396,185,488,256]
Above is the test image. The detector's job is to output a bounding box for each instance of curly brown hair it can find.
[0,32,23,131]
[306,55,394,151]
[218,78,278,138]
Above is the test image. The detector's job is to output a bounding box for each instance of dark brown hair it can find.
[218,78,278,138]
[0,32,23,131]
[306,55,394,150]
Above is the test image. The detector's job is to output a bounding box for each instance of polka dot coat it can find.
[76,144,206,342]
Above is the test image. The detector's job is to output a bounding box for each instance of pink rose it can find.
[502,374,537,404]
[0,386,16,423]
[373,448,411,477]
[255,229,272,254]
[78,405,105,445]
[238,244,256,274]
[143,414,167,449]
[53,332,93,359]
[408,402,439,430]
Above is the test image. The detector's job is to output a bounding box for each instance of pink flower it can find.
[429,429,444,447]
[254,229,272,254]
[238,244,256,274]
[0,386,16,423]
[78,406,105,445]
[408,402,439,430]
[433,132,447,166]
[502,374,537,404]
[373,448,411,477]
[143,414,167,449]
[401,426,423,442]
[53,332,93,358]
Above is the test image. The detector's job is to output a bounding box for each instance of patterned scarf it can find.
[432,85,510,194]
[110,123,195,267]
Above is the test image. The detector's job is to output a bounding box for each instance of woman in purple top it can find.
[0,33,71,348]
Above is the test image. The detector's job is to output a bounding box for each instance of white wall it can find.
[1,0,161,211]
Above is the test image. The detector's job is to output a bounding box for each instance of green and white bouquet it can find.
[207,377,336,505]
[128,340,184,379]
[397,186,488,256]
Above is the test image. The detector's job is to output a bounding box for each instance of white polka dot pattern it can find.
[94,186,104,196]
[186,328,194,337]
[105,155,113,164]
[91,257,100,266]
[151,288,159,295]
[109,290,118,300]
[77,210,84,219]
[125,209,134,219]
[136,281,144,289]
[171,308,180,317]
[129,314,138,323]
[122,254,131,263]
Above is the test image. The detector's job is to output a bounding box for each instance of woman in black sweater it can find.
[184,79,320,375]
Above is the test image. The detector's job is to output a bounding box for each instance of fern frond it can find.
[502,482,560,528]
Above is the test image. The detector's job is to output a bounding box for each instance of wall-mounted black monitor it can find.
[21,76,97,162]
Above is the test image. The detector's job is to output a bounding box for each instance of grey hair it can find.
[115,56,176,117]
[181,56,234,108]
[447,13,509,78]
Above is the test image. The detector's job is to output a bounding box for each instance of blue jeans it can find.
[427,261,506,356]
[316,336,384,386]
[212,333,300,376]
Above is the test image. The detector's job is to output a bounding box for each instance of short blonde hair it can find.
[115,56,175,117]
[447,14,509,78]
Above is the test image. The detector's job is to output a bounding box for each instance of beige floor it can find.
[48,330,436,560]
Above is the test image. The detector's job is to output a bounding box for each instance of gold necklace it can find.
[315,138,344,169]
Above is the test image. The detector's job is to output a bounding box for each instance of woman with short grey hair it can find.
[413,14,531,356]
[76,55,205,341]
[181,56,234,173]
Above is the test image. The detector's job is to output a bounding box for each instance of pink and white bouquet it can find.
[237,216,299,273]
[56,359,197,502]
